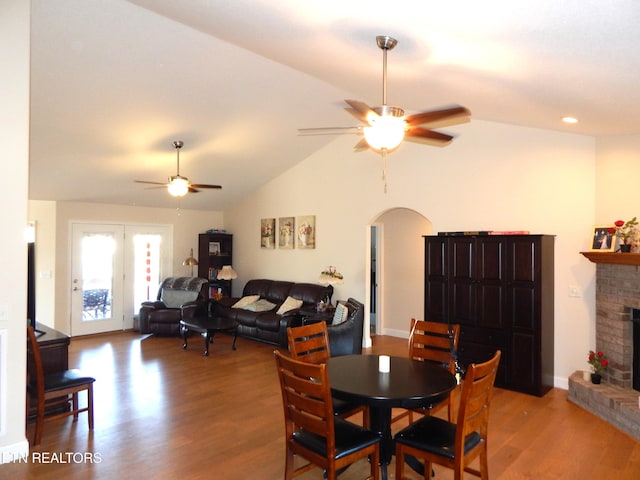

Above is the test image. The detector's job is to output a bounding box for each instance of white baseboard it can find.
[0,439,29,464]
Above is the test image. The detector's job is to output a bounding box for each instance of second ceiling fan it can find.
[135,141,222,197]
[300,35,471,152]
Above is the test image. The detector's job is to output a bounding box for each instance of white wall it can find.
[0,0,30,460]
[225,119,596,388]
[595,134,640,223]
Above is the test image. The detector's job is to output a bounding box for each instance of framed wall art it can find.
[296,215,315,249]
[278,217,295,249]
[261,218,276,249]
[591,226,615,251]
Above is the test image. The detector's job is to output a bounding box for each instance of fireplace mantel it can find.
[580,251,640,266]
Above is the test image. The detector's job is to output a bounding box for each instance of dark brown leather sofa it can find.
[213,279,332,348]
[138,277,209,336]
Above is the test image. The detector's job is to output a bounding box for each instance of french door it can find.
[70,223,172,336]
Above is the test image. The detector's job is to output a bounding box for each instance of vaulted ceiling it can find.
[29,0,640,210]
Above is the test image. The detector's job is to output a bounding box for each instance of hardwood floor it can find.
[3,331,640,479]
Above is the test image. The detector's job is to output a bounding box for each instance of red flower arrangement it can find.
[588,350,609,373]
[611,217,638,245]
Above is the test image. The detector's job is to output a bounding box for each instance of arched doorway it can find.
[366,208,432,342]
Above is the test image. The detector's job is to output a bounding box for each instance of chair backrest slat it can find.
[287,322,331,364]
[456,350,501,446]
[409,319,460,374]
[274,350,335,446]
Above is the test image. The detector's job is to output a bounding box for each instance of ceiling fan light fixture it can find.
[167,175,189,197]
[364,114,406,151]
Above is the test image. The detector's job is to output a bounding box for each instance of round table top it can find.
[327,354,456,409]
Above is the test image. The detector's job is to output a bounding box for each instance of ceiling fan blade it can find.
[298,126,363,136]
[190,183,222,189]
[188,187,201,193]
[405,127,454,146]
[134,180,167,186]
[353,138,370,151]
[345,99,378,123]
[405,106,471,128]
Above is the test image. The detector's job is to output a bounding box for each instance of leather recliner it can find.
[138,277,208,336]
[303,297,365,356]
[327,298,365,356]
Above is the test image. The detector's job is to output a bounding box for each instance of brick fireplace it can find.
[568,254,640,440]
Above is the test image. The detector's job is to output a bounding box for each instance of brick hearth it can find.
[568,260,640,439]
[568,371,640,440]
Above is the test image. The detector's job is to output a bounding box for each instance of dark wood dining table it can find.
[327,354,456,480]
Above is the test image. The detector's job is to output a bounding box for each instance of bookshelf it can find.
[197,233,233,298]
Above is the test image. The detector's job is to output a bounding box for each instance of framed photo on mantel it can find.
[591,226,615,252]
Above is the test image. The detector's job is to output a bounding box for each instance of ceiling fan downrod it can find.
[376,36,397,107]
[172,140,184,176]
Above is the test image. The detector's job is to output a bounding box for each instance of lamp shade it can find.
[168,176,189,197]
[318,266,344,285]
[363,106,406,151]
[217,265,237,280]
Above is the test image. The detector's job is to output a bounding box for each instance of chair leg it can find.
[88,385,94,429]
[73,393,79,421]
[480,445,489,480]
[395,447,405,480]
[34,399,45,446]
[284,447,295,480]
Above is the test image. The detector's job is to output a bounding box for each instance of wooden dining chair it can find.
[273,349,380,480]
[392,319,460,425]
[26,326,96,445]
[287,322,369,428]
[394,350,501,480]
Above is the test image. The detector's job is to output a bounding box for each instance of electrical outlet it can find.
[568,286,582,298]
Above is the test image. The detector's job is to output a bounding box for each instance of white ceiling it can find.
[29,0,640,211]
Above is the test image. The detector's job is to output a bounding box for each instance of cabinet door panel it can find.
[425,281,447,323]
[451,283,474,325]
[477,283,504,328]
[451,237,474,279]
[425,237,447,277]
[511,332,537,391]
[512,286,537,329]
[424,237,448,321]
[477,238,504,282]
[450,237,475,325]
[510,238,538,282]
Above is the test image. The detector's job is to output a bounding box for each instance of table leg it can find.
[181,325,189,350]
[231,330,237,350]
[369,406,393,480]
[202,331,211,356]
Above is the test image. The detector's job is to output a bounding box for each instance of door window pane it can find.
[82,234,115,321]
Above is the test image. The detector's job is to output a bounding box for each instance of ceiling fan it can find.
[299,36,471,153]
[135,140,222,197]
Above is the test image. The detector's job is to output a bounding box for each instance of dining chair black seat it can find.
[274,349,380,480]
[394,350,501,480]
[27,326,95,445]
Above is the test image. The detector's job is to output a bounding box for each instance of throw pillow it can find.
[332,303,348,324]
[232,295,260,308]
[240,299,276,312]
[276,296,303,315]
